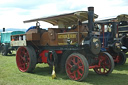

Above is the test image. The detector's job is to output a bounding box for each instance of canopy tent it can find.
[23,11,98,28]
[117,14,128,22]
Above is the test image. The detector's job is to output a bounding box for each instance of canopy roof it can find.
[1,31,25,43]
[117,14,128,22]
[24,11,98,27]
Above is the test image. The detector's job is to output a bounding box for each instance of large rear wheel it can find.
[16,46,37,72]
[94,52,114,75]
[65,53,89,81]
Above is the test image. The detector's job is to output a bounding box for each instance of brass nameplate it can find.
[58,34,77,39]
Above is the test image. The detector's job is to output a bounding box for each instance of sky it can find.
[0,0,128,30]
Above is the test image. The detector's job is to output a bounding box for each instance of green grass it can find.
[0,53,128,85]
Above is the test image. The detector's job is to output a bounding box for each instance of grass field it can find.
[0,54,128,85]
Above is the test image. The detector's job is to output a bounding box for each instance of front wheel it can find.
[65,53,89,81]
[16,46,37,72]
[94,52,114,75]
[115,52,126,65]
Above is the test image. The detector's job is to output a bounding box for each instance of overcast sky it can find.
[0,0,128,29]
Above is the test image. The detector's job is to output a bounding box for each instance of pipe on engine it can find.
[88,7,94,36]
[112,22,118,38]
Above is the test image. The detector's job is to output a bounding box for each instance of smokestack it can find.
[88,7,94,34]
[112,22,117,38]
[3,28,5,32]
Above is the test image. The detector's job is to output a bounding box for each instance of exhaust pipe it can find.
[3,28,5,32]
[83,7,101,55]
[112,22,117,38]
[88,7,94,35]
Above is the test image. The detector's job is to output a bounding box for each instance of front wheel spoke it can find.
[78,66,84,71]
[100,66,107,73]
[98,59,103,65]
[103,62,111,68]
[71,57,76,64]
[72,71,77,79]
[104,68,108,72]
[103,68,106,73]
[68,70,76,78]
[76,58,81,65]
[104,65,109,70]
[104,63,110,67]
[77,70,83,77]
[105,65,110,68]
[98,68,101,72]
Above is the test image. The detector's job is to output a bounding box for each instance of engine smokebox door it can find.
[58,32,78,45]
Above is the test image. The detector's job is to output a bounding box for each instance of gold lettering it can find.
[58,35,67,38]
[58,34,77,39]
[69,34,76,38]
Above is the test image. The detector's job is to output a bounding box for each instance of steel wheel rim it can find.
[118,53,125,64]
[16,47,30,72]
[117,55,123,63]
[66,55,85,80]
[95,54,111,74]
[116,52,126,65]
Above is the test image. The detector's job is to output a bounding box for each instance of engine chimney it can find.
[3,28,5,32]
[88,7,94,35]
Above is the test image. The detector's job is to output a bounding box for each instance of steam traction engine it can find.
[117,14,128,53]
[11,7,114,81]
[93,21,126,65]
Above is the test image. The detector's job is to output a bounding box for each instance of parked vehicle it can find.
[11,7,114,81]
[95,14,128,53]
[0,32,1,45]
[93,21,127,65]
[117,14,128,53]
[0,31,25,56]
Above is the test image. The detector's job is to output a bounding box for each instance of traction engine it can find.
[11,7,114,81]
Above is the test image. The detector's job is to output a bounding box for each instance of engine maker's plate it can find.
[58,32,78,45]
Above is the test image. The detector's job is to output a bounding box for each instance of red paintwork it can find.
[65,55,85,81]
[16,47,30,72]
[39,50,49,63]
[89,65,100,69]
[39,50,62,63]
[107,49,120,63]
[114,55,120,63]
[56,50,63,54]
[93,53,111,74]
